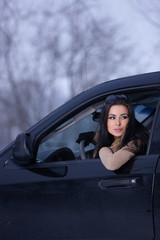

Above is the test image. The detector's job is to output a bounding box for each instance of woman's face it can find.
[107,105,129,138]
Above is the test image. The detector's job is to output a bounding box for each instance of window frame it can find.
[36,90,160,164]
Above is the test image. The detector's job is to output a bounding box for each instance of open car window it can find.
[37,91,160,163]
[37,102,103,162]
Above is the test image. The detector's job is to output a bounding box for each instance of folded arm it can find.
[99,141,137,171]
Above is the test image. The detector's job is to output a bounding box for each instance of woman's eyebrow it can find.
[108,114,116,116]
[109,113,128,115]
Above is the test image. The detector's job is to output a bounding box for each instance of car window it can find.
[37,91,160,163]
[37,102,102,162]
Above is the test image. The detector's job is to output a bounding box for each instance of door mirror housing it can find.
[12,133,33,166]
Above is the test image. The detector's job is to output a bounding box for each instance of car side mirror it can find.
[12,133,33,166]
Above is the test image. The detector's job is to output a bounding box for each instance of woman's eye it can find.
[121,115,128,120]
[108,116,115,120]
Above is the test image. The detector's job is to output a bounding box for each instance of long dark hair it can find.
[94,94,149,157]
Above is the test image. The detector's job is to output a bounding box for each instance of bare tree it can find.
[0,0,60,148]
[37,0,131,97]
[0,0,134,150]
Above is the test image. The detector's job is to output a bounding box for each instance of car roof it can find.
[86,71,160,95]
[30,71,160,133]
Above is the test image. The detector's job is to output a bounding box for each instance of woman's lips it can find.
[114,128,123,132]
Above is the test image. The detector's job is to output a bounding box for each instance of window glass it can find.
[40,114,98,152]
[37,103,102,162]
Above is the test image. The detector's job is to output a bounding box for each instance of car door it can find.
[0,91,159,240]
[0,155,158,240]
[149,99,160,240]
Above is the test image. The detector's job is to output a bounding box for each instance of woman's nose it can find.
[116,118,121,126]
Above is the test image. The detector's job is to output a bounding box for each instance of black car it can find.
[0,72,160,240]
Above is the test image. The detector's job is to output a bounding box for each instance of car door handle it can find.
[99,177,141,189]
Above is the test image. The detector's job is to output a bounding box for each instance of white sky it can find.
[101,0,160,75]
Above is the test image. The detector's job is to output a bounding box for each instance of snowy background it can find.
[0,0,159,150]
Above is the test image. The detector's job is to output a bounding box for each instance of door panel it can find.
[154,157,160,240]
[150,101,160,240]
[0,155,158,240]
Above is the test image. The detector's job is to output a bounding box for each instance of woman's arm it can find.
[99,142,137,171]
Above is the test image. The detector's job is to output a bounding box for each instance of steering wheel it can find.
[79,139,96,160]
[79,140,87,160]
[76,131,96,160]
